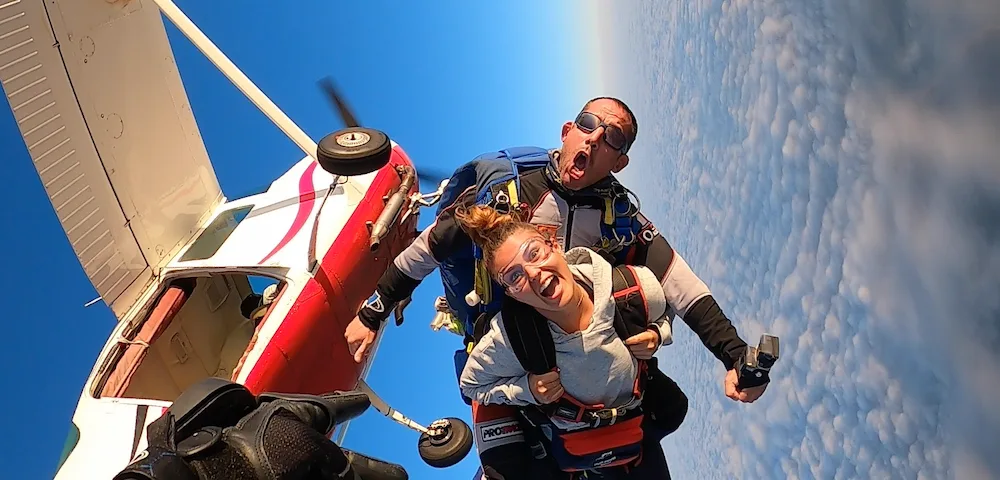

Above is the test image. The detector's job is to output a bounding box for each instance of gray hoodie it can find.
[459,247,669,427]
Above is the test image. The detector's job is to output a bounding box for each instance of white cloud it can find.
[607,0,1000,478]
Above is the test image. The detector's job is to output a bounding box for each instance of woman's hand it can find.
[625,329,661,360]
[528,371,564,404]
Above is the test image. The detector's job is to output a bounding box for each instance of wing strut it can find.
[149,0,318,161]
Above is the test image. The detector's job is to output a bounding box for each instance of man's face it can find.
[556,98,634,191]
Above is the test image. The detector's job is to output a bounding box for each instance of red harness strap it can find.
[541,360,648,428]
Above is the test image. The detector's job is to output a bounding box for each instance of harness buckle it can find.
[610,226,636,250]
[593,181,641,253]
[493,191,511,214]
[609,181,641,216]
[549,399,641,429]
[610,181,627,199]
[551,403,587,424]
[585,402,642,429]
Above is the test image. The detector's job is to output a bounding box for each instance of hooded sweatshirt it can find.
[459,247,669,427]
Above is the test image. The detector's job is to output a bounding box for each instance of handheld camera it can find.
[735,334,780,390]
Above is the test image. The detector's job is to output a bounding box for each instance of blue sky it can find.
[0,1,605,478]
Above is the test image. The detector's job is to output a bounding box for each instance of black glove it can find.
[114,378,408,480]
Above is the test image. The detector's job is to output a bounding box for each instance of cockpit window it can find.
[180,205,254,261]
[55,421,80,473]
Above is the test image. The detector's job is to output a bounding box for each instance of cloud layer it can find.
[603,0,1000,478]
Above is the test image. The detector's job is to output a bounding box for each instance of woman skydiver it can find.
[457,204,678,479]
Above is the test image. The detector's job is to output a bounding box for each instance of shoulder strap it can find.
[610,265,651,340]
[499,296,557,375]
[502,147,551,198]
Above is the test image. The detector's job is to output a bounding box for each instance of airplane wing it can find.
[0,0,223,320]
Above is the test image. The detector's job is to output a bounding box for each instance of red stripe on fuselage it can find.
[241,147,419,397]
[260,161,319,264]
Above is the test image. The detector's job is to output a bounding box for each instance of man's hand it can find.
[528,371,564,404]
[624,329,660,360]
[345,317,376,363]
[724,368,767,403]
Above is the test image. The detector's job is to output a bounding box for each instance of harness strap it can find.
[610,266,651,338]
[502,147,551,196]
[500,297,558,374]
[540,375,647,429]
[473,258,493,306]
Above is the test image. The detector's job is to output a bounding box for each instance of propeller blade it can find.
[318,76,362,128]
[415,167,451,186]
[316,75,450,188]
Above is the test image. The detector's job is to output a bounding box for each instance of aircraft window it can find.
[179,205,254,261]
[54,421,80,474]
[95,273,286,403]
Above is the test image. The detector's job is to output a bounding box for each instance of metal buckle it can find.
[589,403,640,428]
[403,178,450,223]
[588,408,617,428]
[610,181,627,198]
[493,191,511,214]
[610,227,636,249]
[610,183,640,218]
[608,181,640,217]
[552,404,584,423]
[597,227,635,253]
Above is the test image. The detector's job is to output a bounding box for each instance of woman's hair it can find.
[455,204,538,270]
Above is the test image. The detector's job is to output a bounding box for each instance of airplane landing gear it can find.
[356,380,473,469]
[418,417,473,468]
[316,126,392,176]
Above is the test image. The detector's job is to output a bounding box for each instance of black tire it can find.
[316,127,392,176]
[417,417,473,468]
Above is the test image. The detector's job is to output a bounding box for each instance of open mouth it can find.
[568,152,588,178]
[540,276,560,299]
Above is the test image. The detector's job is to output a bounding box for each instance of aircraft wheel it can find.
[418,417,473,468]
[316,126,392,176]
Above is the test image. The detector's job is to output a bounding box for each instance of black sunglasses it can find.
[575,111,631,154]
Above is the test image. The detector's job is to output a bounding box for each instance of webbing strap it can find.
[500,296,557,375]
[540,376,646,429]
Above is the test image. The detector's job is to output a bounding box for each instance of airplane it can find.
[0,0,472,478]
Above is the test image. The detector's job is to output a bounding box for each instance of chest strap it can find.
[536,360,649,430]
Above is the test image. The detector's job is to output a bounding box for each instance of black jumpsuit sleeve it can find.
[357,169,479,330]
[626,212,749,370]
